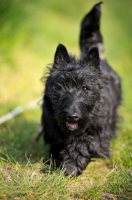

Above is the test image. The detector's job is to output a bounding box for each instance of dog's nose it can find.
[66,113,79,121]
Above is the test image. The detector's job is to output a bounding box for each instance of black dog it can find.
[40,2,121,176]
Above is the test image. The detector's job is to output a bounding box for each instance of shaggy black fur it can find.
[40,2,121,176]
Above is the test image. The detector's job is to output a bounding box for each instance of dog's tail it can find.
[79,2,104,59]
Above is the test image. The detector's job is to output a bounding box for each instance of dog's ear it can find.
[87,47,100,67]
[54,44,70,66]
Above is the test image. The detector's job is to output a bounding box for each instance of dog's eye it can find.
[53,95,57,100]
[82,86,90,92]
[53,85,61,91]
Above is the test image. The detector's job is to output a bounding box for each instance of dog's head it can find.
[44,44,103,134]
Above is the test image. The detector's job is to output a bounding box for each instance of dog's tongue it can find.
[66,122,77,130]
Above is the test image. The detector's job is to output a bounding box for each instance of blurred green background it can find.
[0,0,132,127]
[0,1,132,199]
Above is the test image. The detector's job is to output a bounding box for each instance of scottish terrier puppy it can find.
[40,2,121,176]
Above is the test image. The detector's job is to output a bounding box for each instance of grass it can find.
[0,0,132,199]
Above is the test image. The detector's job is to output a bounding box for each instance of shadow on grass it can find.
[0,115,48,164]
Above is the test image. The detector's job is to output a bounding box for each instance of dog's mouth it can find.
[66,122,78,131]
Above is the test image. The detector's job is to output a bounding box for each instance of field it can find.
[0,0,132,199]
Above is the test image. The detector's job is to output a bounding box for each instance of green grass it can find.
[0,0,132,199]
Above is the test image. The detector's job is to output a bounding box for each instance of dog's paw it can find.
[62,162,82,177]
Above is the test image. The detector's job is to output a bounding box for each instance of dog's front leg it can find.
[61,140,91,176]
